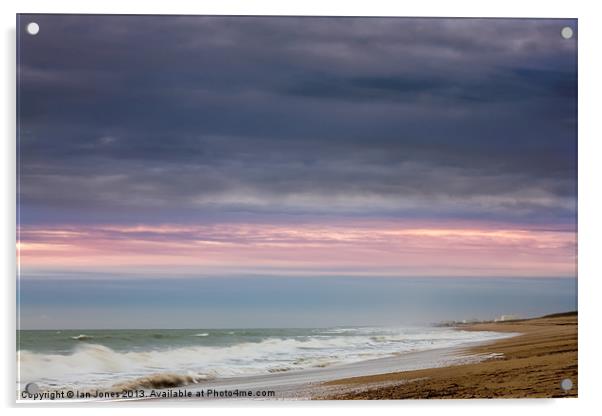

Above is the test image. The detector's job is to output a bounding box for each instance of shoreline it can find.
[19,342,509,402]
[17,313,576,402]
[316,312,577,399]
[115,327,521,402]
[138,342,508,401]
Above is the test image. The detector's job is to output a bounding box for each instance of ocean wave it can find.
[18,328,517,391]
[112,373,211,390]
[314,328,359,334]
[71,334,94,341]
[193,333,209,337]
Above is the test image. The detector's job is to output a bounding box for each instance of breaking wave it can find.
[112,373,208,390]
[18,327,517,391]
[71,334,94,341]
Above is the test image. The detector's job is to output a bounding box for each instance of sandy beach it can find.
[317,312,577,399]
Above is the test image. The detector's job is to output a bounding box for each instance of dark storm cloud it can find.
[285,67,576,104]
[17,15,577,225]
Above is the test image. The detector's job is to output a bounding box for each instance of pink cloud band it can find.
[17,221,576,278]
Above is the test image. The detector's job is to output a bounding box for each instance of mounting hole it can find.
[25,382,39,394]
[560,26,573,40]
[26,22,40,36]
[560,378,573,391]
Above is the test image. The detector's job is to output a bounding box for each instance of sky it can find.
[17,15,577,328]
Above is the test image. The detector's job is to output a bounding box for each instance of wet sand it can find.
[318,312,577,399]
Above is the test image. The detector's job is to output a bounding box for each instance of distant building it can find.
[495,314,520,322]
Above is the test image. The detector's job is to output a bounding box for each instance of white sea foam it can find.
[18,327,517,391]
[71,334,94,341]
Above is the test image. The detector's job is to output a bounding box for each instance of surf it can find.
[17,326,517,391]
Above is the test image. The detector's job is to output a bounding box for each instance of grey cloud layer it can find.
[18,15,577,225]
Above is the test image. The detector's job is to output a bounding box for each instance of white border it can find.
[2,1,601,415]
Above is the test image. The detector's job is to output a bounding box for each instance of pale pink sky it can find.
[18,220,576,278]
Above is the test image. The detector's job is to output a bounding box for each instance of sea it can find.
[17,326,513,392]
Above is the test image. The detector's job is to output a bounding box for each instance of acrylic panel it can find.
[16,14,577,401]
